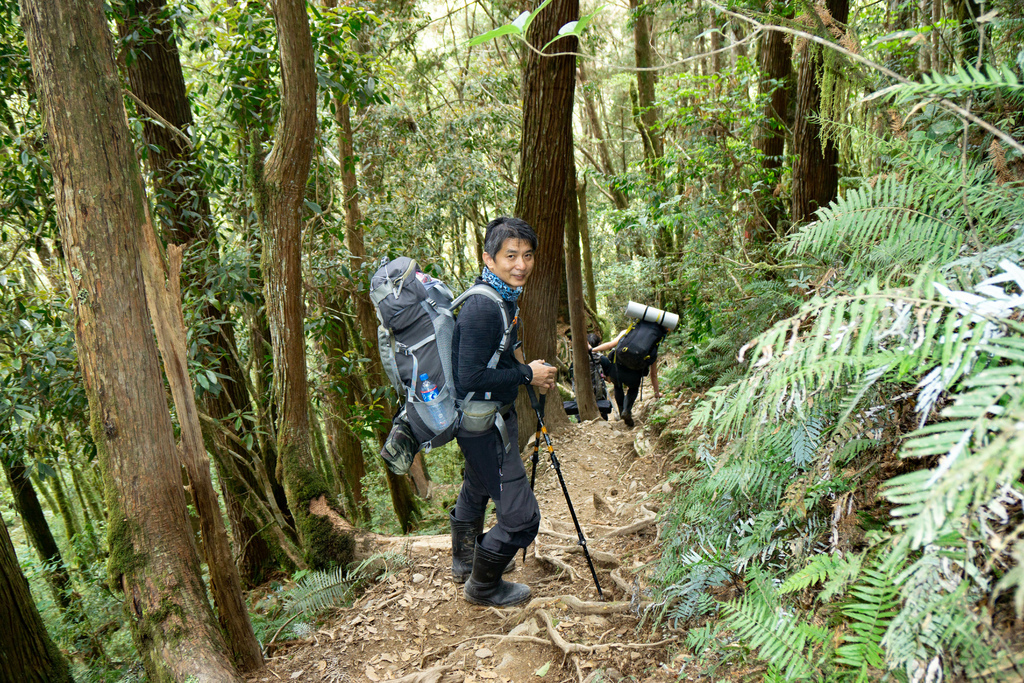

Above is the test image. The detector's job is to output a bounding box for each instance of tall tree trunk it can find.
[46,464,80,563]
[257,0,353,569]
[791,0,849,225]
[630,0,672,259]
[576,178,597,314]
[566,167,599,421]
[710,12,723,74]
[513,0,579,446]
[138,230,264,671]
[318,295,371,523]
[119,0,282,586]
[752,25,793,241]
[631,0,663,161]
[954,0,981,65]
[577,64,627,210]
[2,456,75,612]
[19,0,242,678]
[335,96,422,521]
[117,0,211,244]
[0,520,74,683]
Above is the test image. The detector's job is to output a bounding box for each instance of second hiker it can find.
[449,216,557,608]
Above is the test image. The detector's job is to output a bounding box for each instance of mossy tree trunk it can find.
[751,19,793,242]
[138,234,264,671]
[118,0,284,587]
[0,519,74,683]
[334,87,421,521]
[2,456,75,613]
[791,0,849,225]
[256,0,353,569]
[576,179,598,315]
[513,0,579,447]
[19,0,242,678]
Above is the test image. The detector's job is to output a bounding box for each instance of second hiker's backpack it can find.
[614,319,666,372]
[370,257,515,474]
[588,351,608,401]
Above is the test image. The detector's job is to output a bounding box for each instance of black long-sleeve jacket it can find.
[452,278,533,404]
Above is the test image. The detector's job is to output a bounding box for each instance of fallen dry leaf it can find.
[366,665,381,682]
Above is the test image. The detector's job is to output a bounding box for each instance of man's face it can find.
[483,238,535,288]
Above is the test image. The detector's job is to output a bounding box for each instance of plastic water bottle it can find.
[418,373,448,431]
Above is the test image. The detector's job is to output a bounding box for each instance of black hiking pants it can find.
[453,407,540,556]
[600,355,644,417]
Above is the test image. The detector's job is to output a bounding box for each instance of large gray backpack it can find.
[370,257,516,474]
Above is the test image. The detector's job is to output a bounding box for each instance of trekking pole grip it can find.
[526,385,541,413]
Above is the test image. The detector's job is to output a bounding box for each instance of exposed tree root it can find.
[533,542,581,581]
[536,609,677,654]
[609,568,634,595]
[385,664,451,683]
[596,506,656,540]
[539,544,619,567]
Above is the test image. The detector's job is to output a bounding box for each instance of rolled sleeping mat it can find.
[625,301,679,331]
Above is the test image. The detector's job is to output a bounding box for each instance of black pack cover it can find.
[614,320,666,372]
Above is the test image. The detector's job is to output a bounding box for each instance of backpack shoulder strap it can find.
[452,284,518,402]
[452,284,515,351]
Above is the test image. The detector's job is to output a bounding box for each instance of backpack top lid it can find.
[371,257,454,332]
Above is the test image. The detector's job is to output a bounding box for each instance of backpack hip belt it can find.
[459,400,514,452]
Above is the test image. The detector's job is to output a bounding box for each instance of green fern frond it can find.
[887,336,1024,548]
[283,566,352,615]
[880,63,1024,104]
[282,551,410,615]
[790,174,966,271]
[780,554,841,594]
[723,572,826,681]
[836,565,901,672]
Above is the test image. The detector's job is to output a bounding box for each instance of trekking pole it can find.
[523,392,545,564]
[526,384,604,600]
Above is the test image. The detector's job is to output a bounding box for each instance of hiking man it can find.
[449,216,557,607]
[591,326,663,428]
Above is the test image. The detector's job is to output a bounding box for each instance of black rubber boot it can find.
[463,537,531,607]
[450,510,483,583]
[450,510,516,582]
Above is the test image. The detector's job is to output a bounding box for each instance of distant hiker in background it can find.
[563,332,613,420]
[450,216,556,608]
[591,323,665,428]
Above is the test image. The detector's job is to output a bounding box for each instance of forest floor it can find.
[247,391,690,683]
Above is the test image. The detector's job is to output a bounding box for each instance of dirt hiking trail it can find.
[247,390,688,683]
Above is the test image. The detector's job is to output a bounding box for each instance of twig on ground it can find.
[266,613,303,652]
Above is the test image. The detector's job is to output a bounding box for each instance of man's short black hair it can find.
[483,216,538,259]
[587,333,601,347]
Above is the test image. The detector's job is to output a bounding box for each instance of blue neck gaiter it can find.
[481,267,523,303]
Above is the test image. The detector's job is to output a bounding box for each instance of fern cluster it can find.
[282,551,410,615]
[655,123,1024,681]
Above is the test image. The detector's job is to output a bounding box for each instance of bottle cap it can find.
[419,373,429,380]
